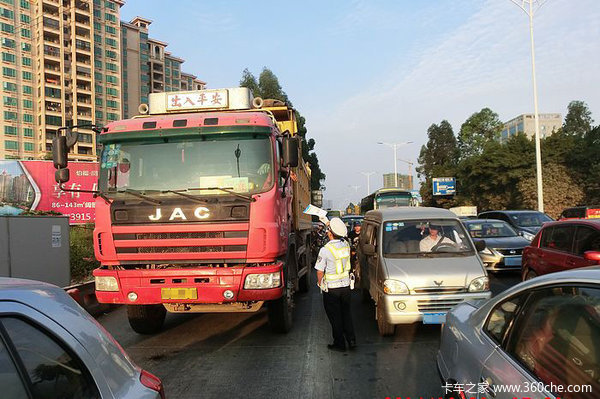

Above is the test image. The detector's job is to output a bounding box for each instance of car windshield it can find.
[376,193,412,208]
[383,219,474,256]
[465,221,518,238]
[99,135,274,195]
[510,212,553,227]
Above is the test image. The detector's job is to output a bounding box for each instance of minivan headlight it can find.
[383,280,409,295]
[468,276,489,292]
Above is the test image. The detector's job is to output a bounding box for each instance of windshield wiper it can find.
[115,189,161,205]
[161,189,208,204]
[187,187,255,202]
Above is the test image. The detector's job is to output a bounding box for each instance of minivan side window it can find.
[543,225,576,253]
[539,226,554,248]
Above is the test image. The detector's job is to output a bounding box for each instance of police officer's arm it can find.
[317,270,325,286]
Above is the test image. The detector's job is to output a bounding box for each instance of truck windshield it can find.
[376,193,412,208]
[99,136,274,194]
[383,219,474,256]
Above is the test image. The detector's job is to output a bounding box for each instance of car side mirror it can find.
[363,243,375,256]
[584,251,600,262]
[282,136,299,167]
[474,239,486,252]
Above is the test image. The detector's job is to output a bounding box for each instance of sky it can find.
[121,0,600,210]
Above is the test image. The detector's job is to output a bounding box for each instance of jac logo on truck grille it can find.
[148,207,210,221]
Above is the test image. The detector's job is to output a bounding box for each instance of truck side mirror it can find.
[282,136,299,167]
[53,136,68,169]
[55,168,70,184]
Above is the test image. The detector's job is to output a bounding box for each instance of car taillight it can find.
[140,369,165,399]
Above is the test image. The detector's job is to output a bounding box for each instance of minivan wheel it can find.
[376,298,395,336]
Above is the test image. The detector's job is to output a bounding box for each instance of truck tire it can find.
[268,267,294,333]
[376,297,395,337]
[298,243,312,293]
[127,304,166,335]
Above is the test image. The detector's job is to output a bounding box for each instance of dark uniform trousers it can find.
[323,286,355,348]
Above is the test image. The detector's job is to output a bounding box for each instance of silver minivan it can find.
[358,207,492,336]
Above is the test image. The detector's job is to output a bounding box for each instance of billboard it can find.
[0,160,98,224]
[432,177,456,196]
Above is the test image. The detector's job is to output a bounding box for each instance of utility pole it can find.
[510,0,548,212]
[360,172,375,194]
[377,141,413,187]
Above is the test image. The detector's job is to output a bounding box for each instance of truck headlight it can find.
[95,276,119,292]
[383,280,409,295]
[521,231,535,241]
[468,276,489,292]
[244,272,281,289]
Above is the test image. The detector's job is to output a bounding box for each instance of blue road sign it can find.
[433,177,456,196]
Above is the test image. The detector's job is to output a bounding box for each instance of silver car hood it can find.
[382,255,485,289]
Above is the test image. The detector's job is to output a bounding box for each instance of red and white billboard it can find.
[0,160,98,224]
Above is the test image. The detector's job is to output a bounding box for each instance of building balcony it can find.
[75,85,92,93]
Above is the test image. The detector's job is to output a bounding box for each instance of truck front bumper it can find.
[93,262,284,307]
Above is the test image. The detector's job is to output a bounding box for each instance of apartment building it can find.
[121,17,206,118]
[1,0,124,161]
[383,173,413,190]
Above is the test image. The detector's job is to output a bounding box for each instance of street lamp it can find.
[377,141,413,187]
[510,0,548,212]
[360,172,375,194]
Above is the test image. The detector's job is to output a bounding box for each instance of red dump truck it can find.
[53,87,313,333]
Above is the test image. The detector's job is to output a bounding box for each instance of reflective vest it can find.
[324,241,351,285]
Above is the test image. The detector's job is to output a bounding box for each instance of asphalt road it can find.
[98,272,521,399]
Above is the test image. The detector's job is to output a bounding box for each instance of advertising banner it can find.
[0,160,98,224]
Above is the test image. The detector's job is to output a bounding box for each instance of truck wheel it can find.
[376,297,395,337]
[268,272,294,333]
[127,304,166,335]
[298,247,311,293]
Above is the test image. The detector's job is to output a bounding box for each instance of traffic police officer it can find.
[315,217,356,352]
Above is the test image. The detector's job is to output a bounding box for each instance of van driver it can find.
[420,224,455,252]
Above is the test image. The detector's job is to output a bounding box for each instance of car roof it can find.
[365,207,457,222]
[537,219,600,228]
[463,219,510,225]
[0,277,138,381]
[479,210,545,214]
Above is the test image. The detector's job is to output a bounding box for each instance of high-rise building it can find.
[0,0,124,161]
[120,17,206,118]
[383,173,412,190]
[501,113,562,142]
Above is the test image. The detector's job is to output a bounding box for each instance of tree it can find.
[240,67,325,190]
[518,163,585,219]
[417,121,459,206]
[563,100,593,137]
[457,108,503,159]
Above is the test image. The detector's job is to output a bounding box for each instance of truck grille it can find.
[110,223,249,260]
[496,248,523,256]
[413,287,466,295]
[417,298,464,313]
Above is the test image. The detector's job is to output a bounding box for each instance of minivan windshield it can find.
[509,212,552,227]
[383,219,474,256]
[464,221,518,238]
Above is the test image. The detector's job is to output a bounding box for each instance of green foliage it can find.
[69,224,98,283]
[240,67,325,190]
[563,100,593,137]
[417,101,599,213]
[458,108,503,159]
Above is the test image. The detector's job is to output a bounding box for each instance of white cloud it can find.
[310,0,600,209]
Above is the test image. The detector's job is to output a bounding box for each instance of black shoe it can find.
[327,344,346,352]
[347,340,357,349]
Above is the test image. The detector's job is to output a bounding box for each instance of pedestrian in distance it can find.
[315,217,356,352]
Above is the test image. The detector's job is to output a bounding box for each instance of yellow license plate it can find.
[161,287,198,300]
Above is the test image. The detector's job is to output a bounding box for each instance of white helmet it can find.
[329,217,348,238]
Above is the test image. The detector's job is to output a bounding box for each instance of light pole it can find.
[510,0,548,212]
[378,141,413,187]
[360,172,375,194]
